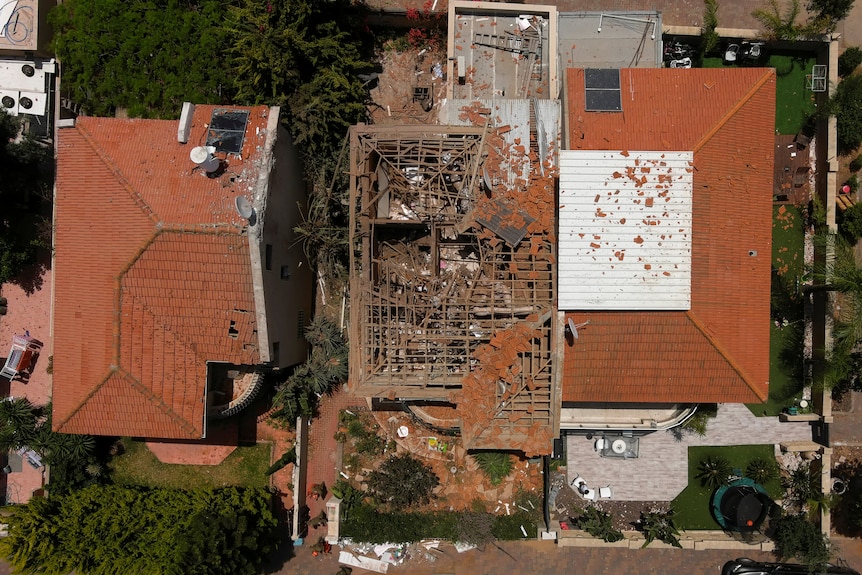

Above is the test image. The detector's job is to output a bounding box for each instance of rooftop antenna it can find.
[235,196,255,220]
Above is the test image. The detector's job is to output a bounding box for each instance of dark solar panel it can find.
[476,204,536,247]
[206,109,250,154]
[585,89,622,112]
[585,68,620,89]
[584,69,622,112]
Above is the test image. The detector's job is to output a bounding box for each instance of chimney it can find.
[177,102,195,143]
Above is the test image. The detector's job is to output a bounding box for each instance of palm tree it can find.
[809,232,862,388]
[752,0,825,40]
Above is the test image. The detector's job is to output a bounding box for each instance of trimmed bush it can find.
[341,505,537,544]
[850,155,862,172]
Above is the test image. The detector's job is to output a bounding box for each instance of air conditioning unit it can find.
[17,91,46,116]
[0,90,18,116]
[0,59,48,93]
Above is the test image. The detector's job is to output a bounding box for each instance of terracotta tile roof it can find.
[53,106,270,439]
[562,68,775,404]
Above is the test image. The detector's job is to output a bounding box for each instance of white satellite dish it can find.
[567,317,578,341]
[235,196,255,220]
[482,167,493,192]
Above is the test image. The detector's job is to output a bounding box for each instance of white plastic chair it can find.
[599,486,612,499]
[594,438,606,452]
[583,489,597,501]
[571,475,586,490]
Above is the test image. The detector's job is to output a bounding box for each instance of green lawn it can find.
[110,439,271,489]
[703,51,816,135]
[748,205,807,416]
[671,445,783,530]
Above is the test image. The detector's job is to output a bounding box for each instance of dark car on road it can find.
[723,558,860,575]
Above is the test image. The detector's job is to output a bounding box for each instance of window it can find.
[265,244,273,271]
[272,341,280,365]
[280,264,291,280]
[297,310,306,339]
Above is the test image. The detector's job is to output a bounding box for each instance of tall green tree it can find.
[50,0,233,118]
[825,74,862,154]
[0,485,279,575]
[752,0,825,40]
[227,0,372,160]
[807,0,855,31]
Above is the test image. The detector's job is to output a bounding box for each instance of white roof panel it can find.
[558,150,694,311]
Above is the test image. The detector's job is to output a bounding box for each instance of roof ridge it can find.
[56,368,198,438]
[75,123,161,225]
[54,368,117,432]
[692,69,774,154]
[685,310,768,402]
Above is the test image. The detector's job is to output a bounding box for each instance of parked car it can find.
[722,558,860,575]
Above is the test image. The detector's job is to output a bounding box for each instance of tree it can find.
[227,0,372,161]
[0,485,279,575]
[807,0,855,31]
[636,509,682,548]
[825,74,862,154]
[701,0,720,55]
[471,452,514,486]
[0,110,52,285]
[746,457,780,484]
[367,453,440,509]
[271,317,348,425]
[50,0,233,118]
[573,506,624,542]
[839,46,862,78]
[752,0,825,40]
[696,455,732,490]
[771,513,831,571]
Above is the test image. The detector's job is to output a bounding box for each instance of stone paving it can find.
[0,263,53,505]
[566,403,815,501]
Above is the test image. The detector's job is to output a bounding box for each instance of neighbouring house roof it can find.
[561,67,775,404]
[53,105,273,439]
[558,150,694,310]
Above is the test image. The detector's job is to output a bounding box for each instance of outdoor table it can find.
[599,436,639,459]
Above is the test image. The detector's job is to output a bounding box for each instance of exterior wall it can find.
[254,114,313,369]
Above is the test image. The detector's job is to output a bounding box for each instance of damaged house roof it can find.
[559,67,776,405]
[348,106,560,455]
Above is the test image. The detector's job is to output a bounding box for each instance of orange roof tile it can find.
[562,68,775,404]
[53,106,271,439]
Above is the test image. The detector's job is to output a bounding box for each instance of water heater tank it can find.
[189,145,219,173]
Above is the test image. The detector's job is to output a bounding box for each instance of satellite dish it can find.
[235,196,255,220]
[567,318,578,340]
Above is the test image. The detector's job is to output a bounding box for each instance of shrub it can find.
[572,505,623,542]
[850,155,862,172]
[746,457,780,484]
[783,463,819,507]
[636,509,682,548]
[696,455,732,490]
[472,451,514,486]
[340,505,536,543]
[367,454,440,509]
[825,75,862,154]
[772,513,831,572]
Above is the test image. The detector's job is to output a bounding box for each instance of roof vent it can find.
[190,145,219,173]
[177,102,195,144]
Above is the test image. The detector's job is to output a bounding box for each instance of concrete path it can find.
[566,404,814,501]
